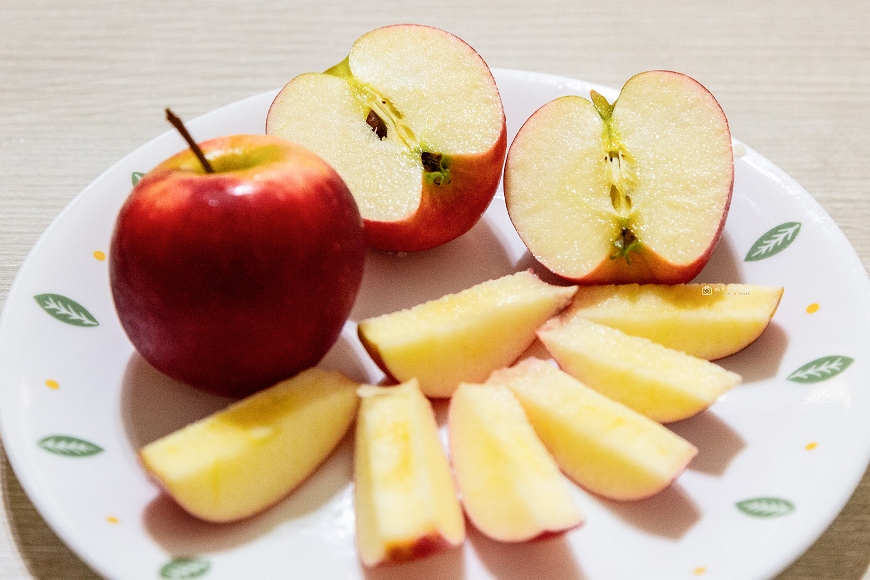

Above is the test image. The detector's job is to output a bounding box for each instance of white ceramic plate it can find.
[2,68,870,580]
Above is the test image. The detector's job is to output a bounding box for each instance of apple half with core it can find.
[449,381,584,541]
[504,70,734,284]
[565,283,784,359]
[266,24,507,251]
[354,380,465,567]
[490,358,697,501]
[110,134,366,398]
[139,368,360,523]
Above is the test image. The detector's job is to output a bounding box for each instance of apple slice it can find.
[565,283,784,359]
[357,270,577,398]
[138,367,359,523]
[448,381,584,541]
[538,317,740,423]
[354,380,464,567]
[490,358,697,501]
[504,70,733,283]
[266,24,507,251]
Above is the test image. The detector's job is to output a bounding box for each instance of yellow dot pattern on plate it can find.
[806,303,819,314]
[806,442,818,450]
[45,380,59,390]
[93,250,106,261]
[106,516,119,524]
[693,567,707,575]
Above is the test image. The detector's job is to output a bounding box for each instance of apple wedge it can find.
[357,270,577,398]
[449,382,584,541]
[266,24,507,251]
[138,367,359,523]
[538,317,740,423]
[490,358,697,501]
[565,283,784,359]
[354,380,464,567]
[504,70,733,283]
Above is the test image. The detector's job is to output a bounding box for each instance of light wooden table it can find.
[2,1,869,578]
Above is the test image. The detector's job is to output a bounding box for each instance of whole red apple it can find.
[110,134,365,398]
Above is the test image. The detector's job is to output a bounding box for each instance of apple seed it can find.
[365,109,387,140]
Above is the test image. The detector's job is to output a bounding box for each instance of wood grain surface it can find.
[1,0,869,578]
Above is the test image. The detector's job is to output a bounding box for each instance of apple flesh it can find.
[266,24,507,251]
[138,368,360,523]
[504,70,734,284]
[448,381,584,542]
[354,380,465,567]
[110,135,365,397]
[490,358,697,501]
[538,317,741,423]
[565,283,784,359]
[357,270,577,397]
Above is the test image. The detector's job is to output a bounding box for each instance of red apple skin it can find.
[110,135,365,398]
[364,128,508,252]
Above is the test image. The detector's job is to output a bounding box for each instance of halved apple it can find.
[504,70,733,283]
[448,381,584,541]
[266,24,507,251]
[138,367,359,523]
[538,317,740,423]
[565,283,783,359]
[357,270,577,398]
[490,358,697,501]
[354,380,464,567]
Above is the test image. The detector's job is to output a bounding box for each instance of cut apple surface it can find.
[490,358,697,501]
[504,70,734,283]
[354,380,464,567]
[449,382,584,542]
[266,24,507,251]
[138,368,359,523]
[357,270,577,398]
[538,317,741,423]
[565,283,783,359]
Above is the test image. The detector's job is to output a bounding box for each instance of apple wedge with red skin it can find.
[139,367,360,523]
[449,381,584,542]
[110,135,365,398]
[354,380,465,567]
[266,24,507,252]
[504,70,734,284]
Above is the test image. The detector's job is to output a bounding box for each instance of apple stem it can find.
[165,108,215,174]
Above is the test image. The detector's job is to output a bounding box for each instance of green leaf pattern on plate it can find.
[744,222,801,261]
[736,497,795,518]
[132,171,145,186]
[34,294,99,327]
[160,558,211,579]
[38,435,103,457]
[788,356,854,383]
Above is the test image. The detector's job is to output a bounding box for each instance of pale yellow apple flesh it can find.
[138,368,359,523]
[566,283,783,359]
[354,380,465,567]
[490,358,697,501]
[448,382,584,541]
[504,70,734,283]
[266,24,506,251]
[357,270,577,397]
[538,317,741,423]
